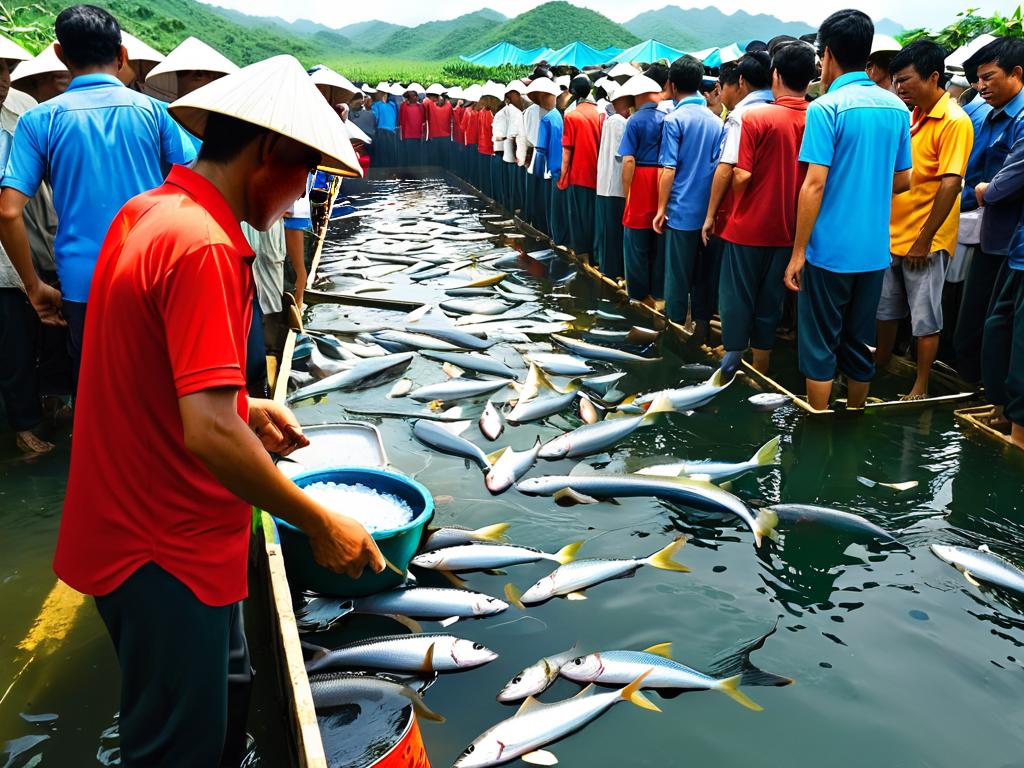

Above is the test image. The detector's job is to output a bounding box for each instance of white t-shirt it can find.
[596,113,627,198]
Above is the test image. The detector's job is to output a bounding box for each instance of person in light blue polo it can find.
[783,9,912,411]
[653,55,725,324]
[0,5,195,389]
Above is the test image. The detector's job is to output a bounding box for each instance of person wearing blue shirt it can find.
[0,6,195,389]
[653,57,725,325]
[954,38,1024,384]
[371,88,399,166]
[535,94,568,247]
[783,10,912,411]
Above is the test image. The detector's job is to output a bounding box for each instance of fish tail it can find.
[753,508,780,548]
[504,583,526,610]
[752,435,782,466]
[473,522,511,541]
[554,540,584,565]
[645,537,691,572]
[641,393,676,423]
[621,669,661,712]
[399,686,446,723]
[718,675,764,711]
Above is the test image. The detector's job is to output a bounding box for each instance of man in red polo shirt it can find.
[54,56,382,767]
[424,84,453,167]
[399,84,426,166]
[719,42,816,374]
[558,75,604,260]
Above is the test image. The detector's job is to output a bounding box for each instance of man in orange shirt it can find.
[878,40,974,399]
[558,75,604,260]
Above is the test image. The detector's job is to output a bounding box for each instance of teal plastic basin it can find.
[276,467,434,597]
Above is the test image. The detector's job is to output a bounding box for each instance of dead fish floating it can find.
[538,394,678,460]
[308,672,445,723]
[497,644,580,702]
[286,353,414,403]
[636,436,782,483]
[551,334,660,364]
[748,392,791,411]
[442,298,519,316]
[486,438,543,494]
[305,634,498,675]
[856,477,919,493]
[412,419,493,471]
[409,378,513,403]
[930,544,1024,593]
[479,400,505,441]
[422,351,522,380]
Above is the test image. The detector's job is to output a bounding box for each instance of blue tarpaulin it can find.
[598,46,624,59]
[702,40,754,68]
[530,47,557,64]
[544,41,611,68]
[612,39,685,64]
[460,41,540,66]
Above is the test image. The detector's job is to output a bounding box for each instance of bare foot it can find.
[16,431,55,455]
[977,406,1011,431]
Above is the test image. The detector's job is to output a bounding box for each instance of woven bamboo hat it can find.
[146,36,238,99]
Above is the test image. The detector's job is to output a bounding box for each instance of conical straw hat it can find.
[146,36,238,99]
[121,31,164,65]
[607,62,637,81]
[0,33,31,66]
[10,42,66,83]
[461,84,483,101]
[309,66,358,104]
[525,77,559,97]
[617,74,661,99]
[169,54,362,177]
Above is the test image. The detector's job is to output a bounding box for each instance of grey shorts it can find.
[876,251,947,336]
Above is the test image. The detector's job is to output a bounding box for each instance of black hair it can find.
[736,51,771,90]
[799,32,819,45]
[817,9,873,71]
[532,65,553,80]
[772,41,817,91]
[746,40,768,53]
[719,60,740,86]
[197,112,271,164]
[668,55,704,93]
[54,5,122,68]
[964,37,1024,77]
[889,40,948,84]
[569,74,591,100]
[643,62,669,88]
[767,35,798,56]
[699,76,718,94]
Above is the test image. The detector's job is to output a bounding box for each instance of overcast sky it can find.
[202,0,989,33]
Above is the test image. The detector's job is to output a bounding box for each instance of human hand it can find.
[975,182,989,207]
[784,250,806,292]
[249,398,309,456]
[653,210,667,235]
[904,237,932,270]
[308,510,386,578]
[700,216,714,246]
[556,174,569,191]
[28,282,65,327]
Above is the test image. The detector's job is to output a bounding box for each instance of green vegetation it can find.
[901,6,1023,48]
[374,9,505,60]
[484,1,639,50]
[336,20,404,49]
[1,2,53,53]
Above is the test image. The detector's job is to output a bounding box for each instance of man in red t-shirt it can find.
[54,57,383,767]
[424,84,454,167]
[452,93,466,176]
[719,42,816,374]
[398,85,426,165]
[462,100,481,189]
[558,75,604,259]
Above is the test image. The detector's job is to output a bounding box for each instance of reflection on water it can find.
[2,171,1024,766]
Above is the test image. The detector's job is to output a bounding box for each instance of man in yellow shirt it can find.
[878,40,974,399]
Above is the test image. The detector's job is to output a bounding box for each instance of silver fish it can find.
[305,633,498,674]
[485,438,543,494]
[453,671,659,768]
[768,503,899,543]
[510,538,689,605]
[497,644,579,702]
[423,351,521,380]
[409,378,513,403]
[630,367,734,411]
[538,394,676,460]
[411,540,582,572]
[507,390,579,424]
[387,378,413,398]
[286,353,414,403]
[748,392,791,411]
[412,419,492,471]
[636,436,782,482]
[297,587,508,631]
[930,544,1024,593]
[551,333,660,364]
[441,298,517,316]
[480,401,505,441]
[423,523,511,551]
[370,330,463,351]
[524,353,595,376]
[307,672,445,722]
[516,474,779,547]
[405,324,494,351]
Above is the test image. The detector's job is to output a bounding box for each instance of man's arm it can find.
[982,136,1024,204]
[0,188,63,324]
[557,147,572,190]
[784,163,829,292]
[702,162,734,244]
[179,388,384,578]
[904,175,962,267]
[621,156,636,198]
[653,167,676,235]
[285,227,306,309]
[732,167,753,197]
[893,169,911,195]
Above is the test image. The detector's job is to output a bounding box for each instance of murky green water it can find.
[2,169,1023,767]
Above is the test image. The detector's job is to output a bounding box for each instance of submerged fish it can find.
[516,474,779,547]
[305,633,498,674]
[748,392,791,411]
[480,400,505,441]
[767,503,900,543]
[497,644,579,702]
[930,544,1024,593]
[305,672,446,722]
[409,378,513,403]
[453,672,659,768]
[552,333,660,364]
[636,436,782,482]
[412,419,492,471]
[509,538,689,605]
[538,394,676,460]
[411,540,582,572]
[287,353,414,403]
[297,587,508,631]
[423,523,511,551]
[485,438,543,494]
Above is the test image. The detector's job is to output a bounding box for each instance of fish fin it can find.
[521,750,558,766]
[621,670,661,712]
[439,570,468,588]
[515,695,546,718]
[718,480,733,491]
[641,393,676,423]
[553,488,600,506]
[753,508,780,548]
[641,642,673,659]
[399,686,446,723]
[856,475,878,488]
[645,537,691,572]
[963,570,982,587]
[626,326,660,345]
[438,616,461,628]
[554,540,584,565]
[473,522,511,541]
[718,675,763,711]
[752,435,782,466]
[439,420,473,436]
[405,304,432,323]
[738,669,795,688]
[979,544,992,553]
[565,591,588,601]
[442,362,465,378]
[504,583,526,610]
[385,614,424,634]
[879,480,918,492]
[486,447,510,465]
[421,642,436,672]
[301,640,330,661]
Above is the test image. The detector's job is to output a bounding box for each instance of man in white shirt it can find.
[502,81,529,216]
[522,81,548,230]
[491,94,509,208]
[594,83,632,281]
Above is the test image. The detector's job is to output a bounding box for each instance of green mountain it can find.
[375,9,507,60]
[624,6,815,50]
[337,20,407,49]
[483,1,640,50]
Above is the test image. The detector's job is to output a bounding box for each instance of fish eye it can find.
[512,675,522,684]
[465,746,475,754]
[572,657,583,665]
[473,642,484,650]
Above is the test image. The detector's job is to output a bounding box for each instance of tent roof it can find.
[545,41,610,68]
[613,39,684,64]
[597,46,623,58]
[530,47,558,64]
[460,40,540,67]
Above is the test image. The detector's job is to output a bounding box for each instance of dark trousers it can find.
[525,171,547,232]
[567,185,596,256]
[955,249,1006,383]
[549,180,570,246]
[246,297,267,398]
[594,195,625,279]
[982,268,1024,425]
[663,227,702,322]
[0,289,43,431]
[719,241,790,352]
[624,227,664,300]
[693,235,724,323]
[402,138,423,166]
[490,156,503,203]
[377,130,398,167]
[63,299,87,396]
[95,563,252,768]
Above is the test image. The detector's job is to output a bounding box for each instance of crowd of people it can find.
[344,14,1024,444]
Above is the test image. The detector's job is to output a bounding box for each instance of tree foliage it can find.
[900,6,1023,50]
